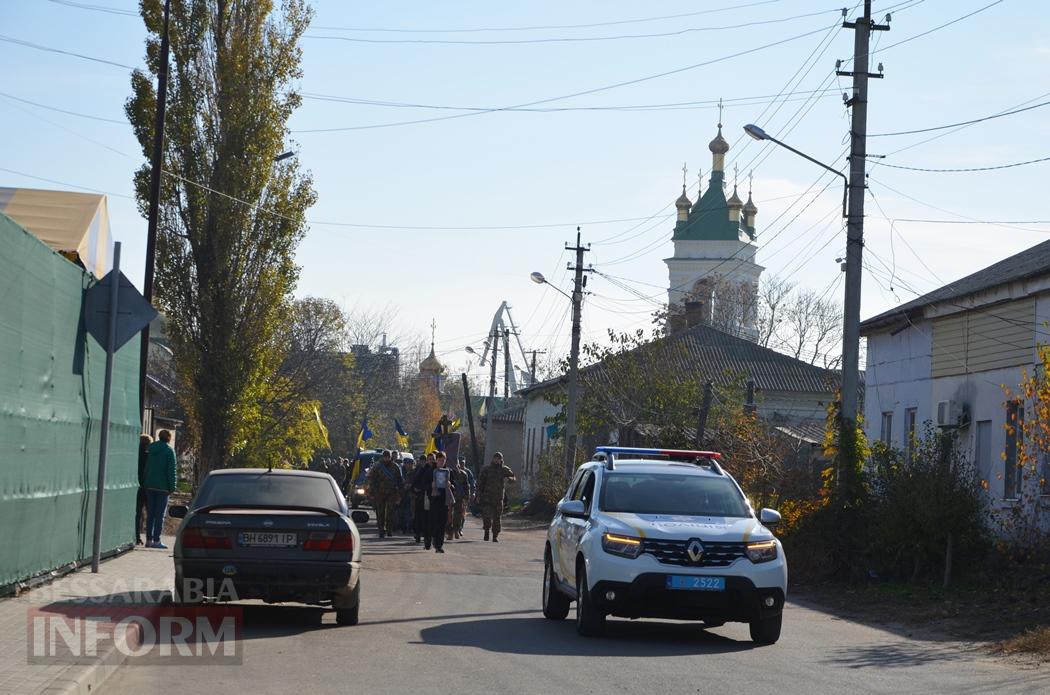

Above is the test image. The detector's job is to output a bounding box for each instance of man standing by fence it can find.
[143,430,177,549]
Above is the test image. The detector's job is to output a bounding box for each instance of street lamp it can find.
[745,122,863,500]
[530,268,583,479]
[743,124,847,219]
[274,151,295,162]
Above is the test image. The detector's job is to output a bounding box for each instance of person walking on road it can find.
[143,429,177,549]
[428,451,455,552]
[398,455,416,533]
[369,450,404,538]
[448,457,474,540]
[412,453,436,547]
[477,452,515,542]
[134,433,153,545]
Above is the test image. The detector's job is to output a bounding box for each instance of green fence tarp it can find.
[0,211,139,587]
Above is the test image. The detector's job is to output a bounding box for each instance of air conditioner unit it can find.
[935,400,965,429]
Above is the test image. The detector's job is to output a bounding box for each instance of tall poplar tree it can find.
[127,0,316,477]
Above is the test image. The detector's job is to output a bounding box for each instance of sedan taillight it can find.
[303,531,353,552]
[182,528,232,549]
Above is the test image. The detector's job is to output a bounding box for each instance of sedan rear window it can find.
[600,472,750,517]
[194,473,341,511]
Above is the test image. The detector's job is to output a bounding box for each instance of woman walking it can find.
[428,452,455,553]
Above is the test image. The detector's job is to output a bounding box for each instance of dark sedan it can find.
[169,469,369,625]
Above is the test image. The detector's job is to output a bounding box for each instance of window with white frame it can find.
[880,411,893,445]
[904,408,917,463]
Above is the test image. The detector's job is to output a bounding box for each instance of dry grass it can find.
[995,626,1050,660]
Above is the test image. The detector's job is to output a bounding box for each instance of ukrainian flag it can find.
[356,418,373,451]
[394,419,410,450]
[424,420,444,455]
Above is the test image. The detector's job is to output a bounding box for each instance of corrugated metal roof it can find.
[491,402,526,424]
[860,237,1050,333]
[518,323,840,397]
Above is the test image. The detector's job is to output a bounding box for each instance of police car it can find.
[542,447,787,644]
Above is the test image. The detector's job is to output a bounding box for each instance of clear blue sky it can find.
[1,0,1047,385]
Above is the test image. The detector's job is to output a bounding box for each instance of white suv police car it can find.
[542,447,787,644]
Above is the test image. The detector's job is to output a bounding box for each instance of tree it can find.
[127,0,316,476]
[781,288,842,369]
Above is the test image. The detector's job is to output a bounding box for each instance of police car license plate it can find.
[666,575,725,591]
[239,532,298,547]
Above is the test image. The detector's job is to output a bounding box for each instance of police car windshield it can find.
[599,472,750,517]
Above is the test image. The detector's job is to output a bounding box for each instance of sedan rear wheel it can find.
[335,603,359,626]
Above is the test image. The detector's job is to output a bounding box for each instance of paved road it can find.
[104,519,1046,695]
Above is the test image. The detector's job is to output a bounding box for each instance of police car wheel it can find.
[574,564,605,637]
[542,550,570,620]
[335,603,359,626]
[749,613,782,645]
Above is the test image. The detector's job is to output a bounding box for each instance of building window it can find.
[975,420,992,486]
[880,411,893,445]
[904,408,917,463]
[1004,401,1023,500]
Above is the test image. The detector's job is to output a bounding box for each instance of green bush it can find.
[867,427,989,586]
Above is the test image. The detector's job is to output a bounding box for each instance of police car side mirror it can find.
[759,508,781,527]
[558,500,586,519]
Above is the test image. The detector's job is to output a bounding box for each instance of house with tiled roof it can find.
[515,321,842,492]
[861,238,1050,522]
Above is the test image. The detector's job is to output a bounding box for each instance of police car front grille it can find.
[642,539,747,567]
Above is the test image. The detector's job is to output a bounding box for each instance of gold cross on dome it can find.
[430,318,437,346]
[748,169,754,195]
[717,98,724,128]
[682,162,688,187]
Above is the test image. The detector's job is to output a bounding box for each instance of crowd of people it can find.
[348,449,517,553]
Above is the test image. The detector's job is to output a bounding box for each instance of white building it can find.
[664,122,764,340]
[861,240,1050,529]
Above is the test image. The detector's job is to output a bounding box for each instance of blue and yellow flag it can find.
[313,405,331,449]
[424,420,444,455]
[356,418,373,451]
[394,419,410,451]
[449,417,461,432]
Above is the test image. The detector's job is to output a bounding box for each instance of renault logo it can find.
[686,539,705,563]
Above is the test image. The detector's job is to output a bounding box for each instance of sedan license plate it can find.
[666,575,726,591]
[239,531,298,547]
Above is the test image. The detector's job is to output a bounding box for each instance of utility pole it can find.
[528,349,546,385]
[138,0,172,419]
[503,328,511,398]
[461,373,480,474]
[481,328,499,468]
[836,0,888,485]
[564,227,592,479]
[696,381,713,449]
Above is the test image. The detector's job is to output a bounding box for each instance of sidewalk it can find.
[0,537,174,695]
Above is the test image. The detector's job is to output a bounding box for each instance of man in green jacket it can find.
[143,430,177,549]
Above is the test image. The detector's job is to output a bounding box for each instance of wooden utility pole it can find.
[461,373,481,474]
[564,227,591,478]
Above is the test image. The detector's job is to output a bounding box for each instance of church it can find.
[664,118,764,340]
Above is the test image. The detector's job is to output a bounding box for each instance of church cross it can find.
[748,169,754,195]
[430,318,437,348]
[682,162,688,188]
[717,98,724,127]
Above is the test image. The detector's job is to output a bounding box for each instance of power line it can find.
[0,91,127,124]
[0,34,136,70]
[312,0,787,34]
[872,154,1050,173]
[872,0,1006,55]
[0,166,135,199]
[292,22,838,133]
[869,98,1050,137]
[45,0,138,17]
[300,88,840,115]
[304,8,839,45]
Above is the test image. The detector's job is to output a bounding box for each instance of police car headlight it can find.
[746,540,778,563]
[602,533,643,559]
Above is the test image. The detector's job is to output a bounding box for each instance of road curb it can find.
[33,620,143,695]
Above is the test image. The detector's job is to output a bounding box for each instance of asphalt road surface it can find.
[104,518,1046,695]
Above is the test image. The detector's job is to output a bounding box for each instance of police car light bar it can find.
[593,446,724,473]
[594,446,722,460]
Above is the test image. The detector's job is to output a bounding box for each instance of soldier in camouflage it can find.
[476,452,515,542]
[368,450,404,538]
[447,457,474,541]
